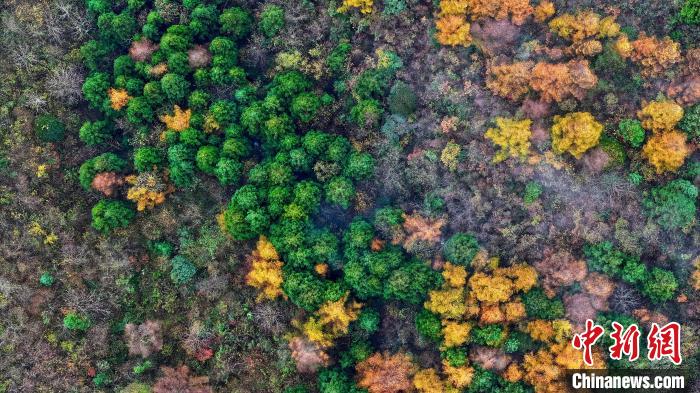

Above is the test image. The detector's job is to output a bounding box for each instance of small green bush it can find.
[259,5,285,37]
[387,80,417,117]
[35,114,66,142]
[63,312,91,331]
[91,199,135,233]
[443,233,479,266]
[170,255,197,284]
[644,179,697,230]
[617,119,646,148]
[523,181,542,204]
[679,0,700,24]
[522,287,565,319]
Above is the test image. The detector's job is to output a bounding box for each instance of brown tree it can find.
[124,320,163,358]
[152,365,212,393]
[356,352,416,393]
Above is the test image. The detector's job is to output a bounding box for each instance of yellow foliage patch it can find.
[125,172,172,211]
[442,262,468,288]
[425,287,467,319]
[435,15,472,47]
[442,361,475,388]
[442,320,471,347]
[485,117,532,162]
[160,105,192,131]
[469,273,514,303]
[414,369,446,393]
[337,0,373,14]
[441,141,461,171]
[551,112,603,158]
[642,131,689,173]
[245,236,286,301]
[108,88,132,111]
[533,0,555,23]
[637,100,684,132]
[303,294,361,347]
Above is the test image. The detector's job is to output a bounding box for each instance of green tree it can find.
[259,5,285,37]
[523,181,543,204]
[91,199,135,234]
[325,177,355,209]
[471,325,506,347]
[219,7,252,40]
[644,179,698,230]
[63,312,91,331]
[195,145,219,174]
[133,147,163,172]
[641,268,678,304]
[679,0,700,24]
[170,255,197,284]
[161,73,190,102]
[443,233,479,266]
[384,260,441,303]
[522,288,565,319]
[126,96,154,124]
[214,158,243,185]
[618,119,646,148]
[344,152,375,180]
[35,115,66,142]
[350,99,383,129]
[388,80,417,117]
[356,308,380,333]
[678,104,700,141]
[416,309,443,342]
[327,42,352,74]
[83,72,111,109]
[167,144,197,188]
[291,92,322,122]
[79,120,112,146]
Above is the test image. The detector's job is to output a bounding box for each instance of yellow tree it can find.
[637,100,684,132]
[551,112,603,158]
[642,131,689,173]
[485,118,532,162]
[245,236,286,301]
[160,105,192,131]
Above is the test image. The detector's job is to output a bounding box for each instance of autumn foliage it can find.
[302,294,361,347]
[356,352,416,393]
[153,365,212,393]
[245,236,286,301]
[485,62,534,101]
[91,172,124,197]
[108,88,131,111]
[550,112,603,158]
[529,60,598,103]
[126,172,172,211]
[629,34,681,77]
[289,336,330,373]
[468,0,534,25]
[637,100,689,173]
[642,131,690,173]
[160,105,192,131]
[485,117,533,162]
[436,1,472,46]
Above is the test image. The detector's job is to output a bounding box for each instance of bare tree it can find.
[45,65,85,105]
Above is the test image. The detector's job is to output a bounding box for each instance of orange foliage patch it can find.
[356,352,416,393]
[160,105,192,131]
[108,88,131,111]
[529,60,598,103]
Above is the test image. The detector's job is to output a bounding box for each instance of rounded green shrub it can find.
[35,114,66,142]
[443,233,479,266]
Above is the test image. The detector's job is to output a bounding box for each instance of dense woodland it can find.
[0,0,698,392]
